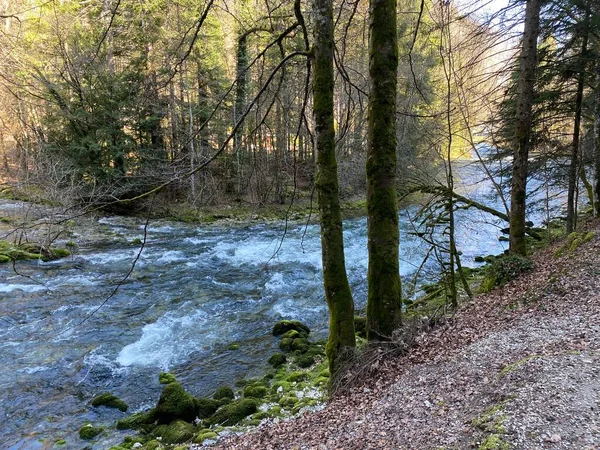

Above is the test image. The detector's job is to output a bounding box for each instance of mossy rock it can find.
[271,380,292,395]
[193,430,218,444]
[91,392,128,412]
[159,372,177,384]
[278,395,298,408]
[286,371,309,383]
[79,424,103,440]
[279,338,294,352]
[51,248,71,258]
[144,441,162,450]
[0,254,10,263]
[268,353,287,368]
[116,410,157,431]
[251,411,271,421]
[155,382,198,423]
[291,338,310,354]
[272,320,310,336]
[296,354,315,368]
[152,419,195,444]
[227,342,240,350]
[195,397,220,419]
[204,398,257,426]
[243,385,268,399]
[213,386,235,401]
[281,329,308,340]
[319,369,330,378]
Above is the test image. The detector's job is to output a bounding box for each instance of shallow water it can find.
[0,158,561,449]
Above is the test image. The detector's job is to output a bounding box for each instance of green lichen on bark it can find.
[366,0,402,340]
[313,0,356,376]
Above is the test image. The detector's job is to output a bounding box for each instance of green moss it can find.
[278,395,298,408]
[91,392,128,412]
[213,386,235,400]
[286,371,309,383]
[0,255,10,263]
[79,424,103,440]
[243,385,268,399]
[279,338,294,352]
[55,439,66,446]
[354,316,367,338]
[268,353,287,368]
[195,397,220,419]
[584,231,595,242]
[227,342,240,350]
[116,410,156,431]
[159,372,177,384]
[272,320,310,336]
[291,338,310,354]
[498,355,540,378]
[143,440,161,450]
[478,434,510,450]
[152,419,195,444]
[51,248,71,258]
[130,238,143,245]
[193,430,218,444]
[204,398,257,426]
[281,329,307,339]
[296,354,315,368]
[155,382,198,423]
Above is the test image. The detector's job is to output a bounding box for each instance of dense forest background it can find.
[0,0,526,209]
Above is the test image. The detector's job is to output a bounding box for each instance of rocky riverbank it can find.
[203,218,600,449]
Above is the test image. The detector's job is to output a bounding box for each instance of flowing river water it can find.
[0,158,561,449]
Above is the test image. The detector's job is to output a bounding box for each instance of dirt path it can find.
[207,221,600,450]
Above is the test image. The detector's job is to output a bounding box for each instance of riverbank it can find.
[205,218,600,449]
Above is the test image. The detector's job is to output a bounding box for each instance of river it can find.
[0,158,560,449]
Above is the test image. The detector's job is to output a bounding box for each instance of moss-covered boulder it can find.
[296,354,315,368]
[155,382,198,424]
[152,419,195,444]
[278,395,298,408]
[291,338,310,354]
[159,372,177,384]
[243,385,268,399]
[193,430,218,444]
[195,397,220,419]
[79,424,103,440]
[279,338,294,352]
[91,392,128,412]
[268,353,287,368]
[204,399,258,426]
[272,320,310,336]
[116,410,157,431]
[213,386,234,401]
[286,371,309,383]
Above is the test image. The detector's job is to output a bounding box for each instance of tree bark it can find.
[366,0,401,340]
[566,30,589,233]
[595,61,600,216]
[509,0,542,256]
[313,0,356,376]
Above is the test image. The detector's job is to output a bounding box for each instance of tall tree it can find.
[509,0,542,256]
[366,0,402,340]
[313,0,356,375]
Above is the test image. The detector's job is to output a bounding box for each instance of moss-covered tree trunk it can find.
[366,0,401,340]
[509,0,541,256]
[313,0,356,375]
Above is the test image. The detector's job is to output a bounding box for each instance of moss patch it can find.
[116,410,156,431]
[213,386,235,400]
[91,392,128,412]
[155,382,198,423]
[272,320,310,336]
[152,419,195,444]
[79,424,103,440]
[159,372,177,384]
[204,398,257,426]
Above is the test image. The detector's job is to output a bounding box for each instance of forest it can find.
[0,0,599,448]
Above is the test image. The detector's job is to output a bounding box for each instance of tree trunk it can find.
[566,30,589,233]
[595,61,600,216]
[366,0,401,340]
[509,0,542,256]
[313,0,356,376]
